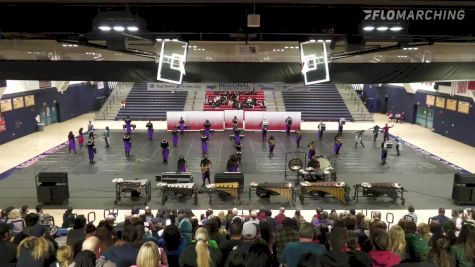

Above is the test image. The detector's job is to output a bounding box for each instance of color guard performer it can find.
[146,120,154,141]
[382,123,394,141]
[370,125,381,142]
[354,130,365,148]
[308,141,316,160]
[381,141,389,165]
[124,116,133,135]
[295,129,302,147]
[268,135,276,156]
[177,155,188,172]
[160,138,170,164]
[68,131,77,154]
[226,154,240,172]
[200,154,211,187]
[123,134,132,157]
[333,135,342,156]
[87,139,96,164]
[261,118,269,141]
[201,132,209,155]
[395,136,403,156]
[232,116,238,128]
[179,117,186,135]
[337,119,344,136]
[103,127,110,148]
[233,127,241,144]
[171,128,179,147]
[88,131,95,143]
[204,119,212,138]
[235,142,243,163]
[317,121,325,141]
[78,128,84,148]
[285,116,293,136]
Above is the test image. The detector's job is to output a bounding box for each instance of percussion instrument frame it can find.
[249,182,296,206]
[285,151,307,181]
[114,179,152,205]
[207,183,241,205]
[299,182,351,205]
[158,183,198,205]
[353,183,405,205]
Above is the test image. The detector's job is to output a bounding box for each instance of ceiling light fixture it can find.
[325,40,331,43]
[113,26,125,32]
[390,26,403,32]
[98,26,112,31]
[309,39,316,42]
[285,46,289,49]
[376,26,389,31]
[363,26,375,31]
[156,38,163,41]
[127,26,139,32]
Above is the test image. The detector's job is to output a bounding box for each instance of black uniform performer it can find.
[370,125,381,142]
[285,116,293,136]
[200,154,211,187]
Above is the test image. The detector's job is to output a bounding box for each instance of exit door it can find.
[415,106,434,129]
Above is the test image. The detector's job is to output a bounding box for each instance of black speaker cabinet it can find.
[36,172,69,204]
[452,173,475,205]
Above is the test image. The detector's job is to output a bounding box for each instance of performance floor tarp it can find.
[0,130,457,210]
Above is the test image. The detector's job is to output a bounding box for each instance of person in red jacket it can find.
[369,229,401,267]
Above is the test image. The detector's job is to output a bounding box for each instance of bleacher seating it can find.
[116,82,188,120]
[203,90,266,111]
[282,84,353,121]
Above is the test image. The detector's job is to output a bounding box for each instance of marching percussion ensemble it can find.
[157,182,198,205]
[112,178,152,205]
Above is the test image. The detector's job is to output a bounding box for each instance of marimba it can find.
[299,181,350,205]
[353,182,405,205]
[206,182,240,204]
[157,182,198,205]
[112,178,151,205]
[249,182,295,206]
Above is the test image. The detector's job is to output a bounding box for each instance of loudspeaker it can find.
[36,172,69,204]
[452,173,475,205]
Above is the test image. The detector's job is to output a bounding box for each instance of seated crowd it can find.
[387,112,405,123]
[0,204,474,267]
[204,91,266,110]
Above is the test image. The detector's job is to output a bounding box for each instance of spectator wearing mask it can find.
[179,227,222,267]
[0,223,17,267]
[281,222,326,267]
[368,229,401,267]
[432,208,450,226]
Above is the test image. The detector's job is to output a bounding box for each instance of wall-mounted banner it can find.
[363,9,465,21]
[147,82,204,91]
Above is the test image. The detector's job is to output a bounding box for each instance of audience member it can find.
[66,215,87,248]
[346,231,372,267]
[389,225,406,259]
[449,223,475,267]
[405,206,418,223]
[275,207,286,226]
[51,245,74,267]
[320,227,350,266]
[16,236,55,267]
[0,223,17,267]
[275,218,299,260]
[103,225,141,267]
[432,208,450,226]
[133,241,168,267]
[220,222,243,265]
[296,253,321,267]
[428,238,453,267]
[62,207,75,228]
[179,227,222,267]
[417,223,431,242]
[368,229,401,267]
[281,222,326,267]
[6,208,25,235]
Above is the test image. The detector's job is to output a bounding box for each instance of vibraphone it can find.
[157,183,198,205]
[353,182,405,205]
[112,178,151,205]
[249,182,295,206]
[206,182,240,205]
[299,181,350,205]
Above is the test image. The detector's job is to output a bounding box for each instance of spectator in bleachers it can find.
[293,210,305,227]
[220,222,243,264]
[399,232,431,265]
[66,215,87,248]
[16,236,55,267]
[20,205,29,219]
[133,241,168,267]
[6,208,25,235]
[405,206,418,224]
[62,207,75,228]
[346,231,372,267]
[207,217,226,247]
[368,229,401,267]
[259,221,274,253]
[51,245,74,267]
[281,222,326,267]
[296,253,321,267]
[428,238,453,267]
[275,208,286,226]
[432,208,450,226]
[320,227,350,266]
[417,223,431,242]
[21,213,46,239]
[0,223,17,267]
[389,225,406,259]
[179,227,222,267]
[103,225,141,267]
[449,223,475,267]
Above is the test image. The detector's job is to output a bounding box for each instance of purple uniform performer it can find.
[177,156,187,172]
[146,121,154,141]
[317,122,325,141]
[295,129,302,147]
[233,128,241,144]
[333,136,342,155]
[226,155,239,172]
[201,134,209,155]
[160,139,169,164]
[68,131,76,153]
[204,120,211,138]
[268,136,276,154]
[124,117,132,135]
[86,140,96,164]
[308,143,316,160]
[123,134,132,157]
[172,129,179,147]
[285,116,292,136]
[179,117,185,135]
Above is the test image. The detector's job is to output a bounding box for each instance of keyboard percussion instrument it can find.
[299,181,350,205]
[157,182,198,205]
[206,182,240,204]
[354,182,405,205]
[112,178,151,205]
[249,182,295,206]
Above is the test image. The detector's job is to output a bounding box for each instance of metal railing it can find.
[96,82,132,120]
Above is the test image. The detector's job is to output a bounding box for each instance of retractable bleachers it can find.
[203,90,266,111]
[282,84,353,121]
[116,82,188,120]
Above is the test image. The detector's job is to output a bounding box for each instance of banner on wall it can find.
[166,111,225,131]
[0,113,5,132]
[244,111,301,131]
[224,110,244,129]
